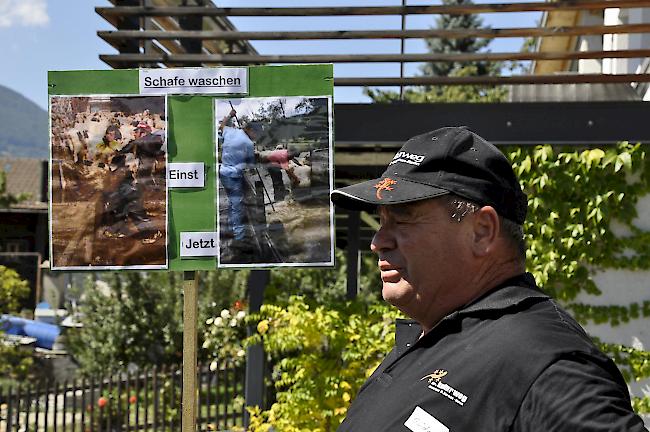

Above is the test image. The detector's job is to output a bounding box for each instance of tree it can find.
[421,0,494,78]
[67,273,184,376]
[67,269,249,376]
[0,266,33,380]
[0,265,30,313]
[365,0,508,103]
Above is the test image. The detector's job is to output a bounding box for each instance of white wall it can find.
[602,7,650,75]
[577,10,604,74]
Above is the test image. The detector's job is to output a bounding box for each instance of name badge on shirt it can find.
[404,406,449,432]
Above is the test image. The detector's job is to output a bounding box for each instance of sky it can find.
[0,0,540,111]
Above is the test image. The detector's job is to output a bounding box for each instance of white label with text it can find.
[180,232,219,257]
[168,162,205,188]
[404,406,449,432]
[139,67,248,95]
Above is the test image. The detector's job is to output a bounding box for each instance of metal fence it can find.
[0,363,245,432]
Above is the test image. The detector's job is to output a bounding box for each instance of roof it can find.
[0,158,47,211]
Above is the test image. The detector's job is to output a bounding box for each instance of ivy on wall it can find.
[510,143,650,388]
[203,143,650,431]
[511,143,650,302]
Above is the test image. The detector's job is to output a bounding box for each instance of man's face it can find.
[105,130,116,141]
[371,198,470,326]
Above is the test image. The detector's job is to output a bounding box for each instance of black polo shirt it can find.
[337,273,647,432]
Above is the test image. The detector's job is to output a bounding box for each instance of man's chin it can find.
[381,282,413,306]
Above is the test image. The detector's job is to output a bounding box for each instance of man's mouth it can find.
[379,263,403,282]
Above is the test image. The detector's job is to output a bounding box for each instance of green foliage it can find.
[568,302,650,327]
[69,269,249,376]
[196,269,249,330]
[0,266,33,381]
[0,265,30,313]
[596,340,650,384]
[68,273,184,375]
[365,66,508,103]
[265,249,381,305]
[507,143,650,302]
[245,297,400,432]
[0,344,33,380]
[203,306,248,369]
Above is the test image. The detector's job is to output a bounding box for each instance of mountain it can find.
[0,85,48,159]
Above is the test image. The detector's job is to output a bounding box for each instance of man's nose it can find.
[370,224,394,254]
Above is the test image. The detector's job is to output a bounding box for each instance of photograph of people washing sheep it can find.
[49,95,167,270]
[215,96,334,267]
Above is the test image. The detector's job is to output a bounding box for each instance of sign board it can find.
[48,65,334,271]
[169,163,205,188]
[139,67,248,95]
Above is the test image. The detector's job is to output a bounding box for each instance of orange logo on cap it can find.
[374,178,397,200]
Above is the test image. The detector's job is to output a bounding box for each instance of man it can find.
[330,127,647,431]
[258,147,301,201]
[218,109,261,247]
[121,121,165,188]
[100,153,161,244]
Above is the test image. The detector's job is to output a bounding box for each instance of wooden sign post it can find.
[182,271,198,432]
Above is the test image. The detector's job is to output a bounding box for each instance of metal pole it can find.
[182,271,198,432]
[400,0,406,100]
[346,210,360,300]
[244,270,269,428]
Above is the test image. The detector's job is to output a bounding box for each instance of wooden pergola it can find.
[96,0,650,246]
[94,1,650,429]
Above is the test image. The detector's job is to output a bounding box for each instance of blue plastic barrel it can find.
[1,314,61,349]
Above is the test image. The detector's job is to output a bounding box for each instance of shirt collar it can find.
[458,272,548,315]
[394,273,548,344]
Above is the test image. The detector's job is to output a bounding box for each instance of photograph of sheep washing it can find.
[215,96,334,267]
[49,95,168,270]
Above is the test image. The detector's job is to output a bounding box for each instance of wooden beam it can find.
[336,73,650,86]
[95,1,650,18]
[98,49,650,64]
[182,271,198,432]
[97,23,650,41]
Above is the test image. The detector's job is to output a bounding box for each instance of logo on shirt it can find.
[389,151,426,166]
[374,178,397,200]
[421,369,468,407]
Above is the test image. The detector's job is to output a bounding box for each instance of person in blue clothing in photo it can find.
[218,108,262,253]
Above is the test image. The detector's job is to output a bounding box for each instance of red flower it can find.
[234,300,244,310]
[98,397,108,408]
[129,395,137,404]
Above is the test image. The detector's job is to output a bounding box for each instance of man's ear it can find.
[470,206,500,257]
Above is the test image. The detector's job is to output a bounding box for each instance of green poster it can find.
[48,64,334,271]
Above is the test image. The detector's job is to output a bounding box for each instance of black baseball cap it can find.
[330,126,528,224]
